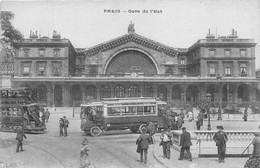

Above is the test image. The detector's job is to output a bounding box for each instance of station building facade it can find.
[12,24,259,107]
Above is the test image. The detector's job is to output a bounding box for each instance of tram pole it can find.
[73,101,75,117]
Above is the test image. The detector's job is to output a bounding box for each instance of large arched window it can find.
[114,85,125,98]
[143,85,153,97]
[85,85,97,100]
[106,50,157,75]
[172,85,181,100]
[157,85,167,101]
[128,85,139,97]
[100,85,111,98]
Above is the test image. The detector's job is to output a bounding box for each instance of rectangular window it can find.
[240,50,246,57]
[225,50,231,57]
[240,67,247,76]
[37,63,46,76]
[39,49,45,56]
[225,67,231,75]
[180,59,185,65]
[54,49,60,57]
[22,63,30,76]
[209,49,216,57]
[209,67,216,75]
[52,62,62,76]
[23,49,30,57]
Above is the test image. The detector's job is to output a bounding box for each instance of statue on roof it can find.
[128,21,135,33]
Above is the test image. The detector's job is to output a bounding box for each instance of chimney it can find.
[206,28,215,39]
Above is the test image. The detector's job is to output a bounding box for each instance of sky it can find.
[1,0,260,68]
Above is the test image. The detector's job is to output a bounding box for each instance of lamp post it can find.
[216,74,222,120]
[206,93,212,130]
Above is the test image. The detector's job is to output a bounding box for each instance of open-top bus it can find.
[80,97,168,136]
[0,87,45,133]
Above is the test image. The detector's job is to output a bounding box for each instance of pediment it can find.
[84,33,180,57]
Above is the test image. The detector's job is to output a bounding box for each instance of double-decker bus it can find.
[0,87,45,133]
[80,97,168,136]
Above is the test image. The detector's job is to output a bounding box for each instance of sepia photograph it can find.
[0,0,260,168]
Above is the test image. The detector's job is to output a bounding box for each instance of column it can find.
[153,84,158,99]
[46,82,54,107]
[96,84,101,101]
[199,83,207,103]
[180,83,187,104]
[166,84,172,105]
[217,83,223,107]
[81,83,85,102]
[233,84,238,103]
[62,83,70,107]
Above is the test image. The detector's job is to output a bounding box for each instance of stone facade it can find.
[12,25,259,108]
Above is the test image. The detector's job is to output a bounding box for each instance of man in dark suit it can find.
[213,125,228,163]
[136,127,152,164]
[179,127,192,161]
[63,116,70,136]
[16,125,27,152]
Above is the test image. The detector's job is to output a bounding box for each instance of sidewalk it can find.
[152,137,248,168]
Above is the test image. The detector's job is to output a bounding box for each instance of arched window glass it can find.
[100,85,111,98]
[128,85,139,97]
[115,85,125,98]
[143,85,153,97]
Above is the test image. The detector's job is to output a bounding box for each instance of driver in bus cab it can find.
[90,108,97,122]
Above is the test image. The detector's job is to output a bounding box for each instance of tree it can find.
[1,11,23,45]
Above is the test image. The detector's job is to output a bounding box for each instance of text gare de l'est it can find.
[104,9,163,14]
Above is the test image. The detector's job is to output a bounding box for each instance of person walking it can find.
[244,107,248,122]
[45,109,50,122]
[15,125,27,153]
[59,118,64,136]
[176,115,183,130]
[63,116,69,136]
[136,127,152,164]
[160,128,172,159]
[41,112,46,129]
[188,110,193,122]
[80,138,91,168]
[244,131,260,168]
[146,121,155,144]
[196,115,203,130]
[179,127,192,161]
[213,126,228,163]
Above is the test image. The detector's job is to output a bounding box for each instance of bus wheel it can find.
[90,126,101,137]
[139,123,147,134]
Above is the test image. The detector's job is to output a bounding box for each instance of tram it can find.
[0,87,45,133]
[80,97,168,136]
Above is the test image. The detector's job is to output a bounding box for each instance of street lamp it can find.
[206,93,212,130]
[216,73,222,120]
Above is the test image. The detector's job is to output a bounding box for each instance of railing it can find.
[194,130,257,157]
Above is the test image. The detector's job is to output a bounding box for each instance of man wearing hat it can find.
[15,125,27,153]
[63,116,70,136]
[179,127,192,161]
[136,127,152,164]
[213,125,228,163]
[160,128,172,159]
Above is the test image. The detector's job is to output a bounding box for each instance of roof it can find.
[83,33,180,57]
[0,87,29,91]
[80,97,166,106]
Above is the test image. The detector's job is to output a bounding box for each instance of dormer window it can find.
[39,49,45,57]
